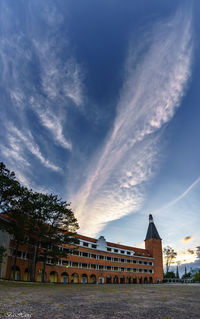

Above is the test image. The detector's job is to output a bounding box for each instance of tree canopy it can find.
[163,246,177,273]
[0,162,79,281]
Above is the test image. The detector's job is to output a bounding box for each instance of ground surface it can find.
[0,282,200,319]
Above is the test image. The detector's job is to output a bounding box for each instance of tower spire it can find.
[145,214,161,240]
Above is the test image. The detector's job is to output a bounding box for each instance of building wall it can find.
[3,235,163,284]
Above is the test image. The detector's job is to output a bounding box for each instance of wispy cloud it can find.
[2,124,61,172]
[72,8,193,237]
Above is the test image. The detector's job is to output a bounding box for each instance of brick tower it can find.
[145,214,163,283]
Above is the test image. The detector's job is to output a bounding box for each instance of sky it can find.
[0,0,200,273]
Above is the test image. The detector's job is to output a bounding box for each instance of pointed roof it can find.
[145,214,161,240]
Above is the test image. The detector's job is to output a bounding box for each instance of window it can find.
[82,252,88,257]
[121,267,124,271]
[127,252,130,255]
[62,260,69,266]
[107,256,111,261]
[149,262,152,265]
[91,254,96,259]
[107,266,111,270]
[127,268,130,272]
[127,259,130,263]
[91,264,96,269]
[139,269,142,272]
[99,265,104,270]
[144,261,147,265]
[82,263,87,268]
[107,248,111,252]
[139,261,142,264]
[132,260,136,264]
[114,249,118,253]
[72,262,78,267]
[114,267,118,271]
[99,255,104,260]
[92,244,97,249]
[121,259,125,263]
[83,242,88,247]
[121,250,124,254]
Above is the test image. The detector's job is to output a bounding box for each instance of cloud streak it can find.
[72,8,193,237]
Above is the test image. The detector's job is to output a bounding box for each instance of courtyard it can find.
[0,282,200,319]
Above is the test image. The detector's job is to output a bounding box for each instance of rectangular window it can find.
[114,267,118,271]
[91,254,97,259]
[121,259,125,262]
[107,256,111,261]
[132,260,136,264]
[127,252,130,255]
[107,266,111,270]
[99,255,104,260]
[82,252,88,257]
[107,248,111,252]
[82,263,87,268]
[114,249,118,253]
[114,258,118,262]
[62,260,69,266]
[83,242,88,247]
[99,265,104,270]
[91,264,96,269]
[121,250,124,254]
[127,259,130,263]
[92,244,97,249]
[121,267,124,271]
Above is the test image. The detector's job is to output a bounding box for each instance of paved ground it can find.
[0,281,200,319]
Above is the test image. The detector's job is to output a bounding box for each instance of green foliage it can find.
[193,272,200,281]
[182,272,191,279]
[0,162,79,281]
[164,271,176,278]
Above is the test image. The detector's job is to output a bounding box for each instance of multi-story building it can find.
[0,214,163,284]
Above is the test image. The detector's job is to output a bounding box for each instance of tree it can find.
[163,246,177,273]
[193,272,200,282]
[34,193,79,282]
[0,162,22,212]
[164,271,176,279]
[176,265,179,279]
[182,272,191,279]
[0,163,79,282]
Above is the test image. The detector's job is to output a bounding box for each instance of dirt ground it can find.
[0,281,200,319]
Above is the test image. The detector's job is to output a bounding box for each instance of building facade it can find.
[0,214,163,284]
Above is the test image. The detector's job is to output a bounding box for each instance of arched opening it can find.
[149,277,153,284]
[90,274,96,284]
[144,277,148,284]
[127,277,131,284]
[71,273,79,283]
[120,276,125,284]
[11,266,20,281]
[37,270,46,282]
[113,276,118,284]
[49,271,58,283]
[24,268,30,281]
[133,277,137,284]
[106,275,112,284]
[81,274,88,284]
[139,277,143,284]
[61,272,69,283]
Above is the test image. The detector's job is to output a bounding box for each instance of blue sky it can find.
[0,0,200,271]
